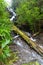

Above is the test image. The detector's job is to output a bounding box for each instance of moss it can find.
[22,61,41,65]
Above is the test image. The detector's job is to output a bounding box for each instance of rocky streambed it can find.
[10,33,43,65]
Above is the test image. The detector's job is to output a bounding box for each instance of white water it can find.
[14,40,23,47]
[7,7,16,21]
[13,35,19,39]
[30,37,36,41]
[5,0,16,21]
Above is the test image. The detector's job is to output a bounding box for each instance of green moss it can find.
[22,61,41,65]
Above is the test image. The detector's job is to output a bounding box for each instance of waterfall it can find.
[4,0,16,21]
[7,7,16,21]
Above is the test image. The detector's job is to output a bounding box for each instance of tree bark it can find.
[12,25,43,56]
[32,32,40,37]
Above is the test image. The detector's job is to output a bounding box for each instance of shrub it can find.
[0,0,13,64]
[16,0,43,32]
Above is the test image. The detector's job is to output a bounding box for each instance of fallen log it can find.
[32,32,40,37]
[12,25,43,56]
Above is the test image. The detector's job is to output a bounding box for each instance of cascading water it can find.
[7,7,16,21]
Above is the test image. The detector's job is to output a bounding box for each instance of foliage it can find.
[16,0,43,32]
[12,0,27,10]
[0,0,13,64]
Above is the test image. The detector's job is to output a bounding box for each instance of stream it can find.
[10,32,43,65]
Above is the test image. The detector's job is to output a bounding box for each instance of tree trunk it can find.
[12,25,43,56]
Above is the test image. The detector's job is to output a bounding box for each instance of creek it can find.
[10,32,43,65]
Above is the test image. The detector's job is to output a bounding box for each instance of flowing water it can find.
[10,33,43,65]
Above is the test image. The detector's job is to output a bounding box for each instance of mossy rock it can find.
[22,60,41,65]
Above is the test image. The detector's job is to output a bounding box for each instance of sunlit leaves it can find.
[0,0,12,63]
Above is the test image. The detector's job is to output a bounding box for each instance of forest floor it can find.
[10,33,43,65]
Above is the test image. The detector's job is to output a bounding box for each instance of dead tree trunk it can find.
[12,25,43,56]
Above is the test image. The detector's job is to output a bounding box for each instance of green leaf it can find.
[2,39,10,49]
